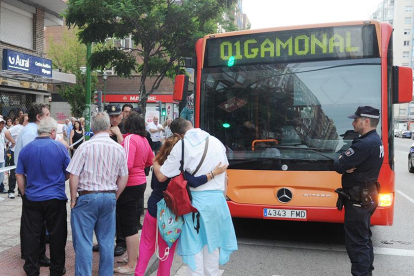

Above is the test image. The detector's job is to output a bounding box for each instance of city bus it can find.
[173,20,412,225]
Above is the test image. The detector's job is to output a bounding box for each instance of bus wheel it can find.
[409,154,414,173]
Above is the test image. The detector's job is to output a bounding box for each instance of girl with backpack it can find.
[135,135,227,276]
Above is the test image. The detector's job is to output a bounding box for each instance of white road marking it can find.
[174,266,224,276]
[374,247,414,257]
[238,240,414,257]
[396,190,414,205]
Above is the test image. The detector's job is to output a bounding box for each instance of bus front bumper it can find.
[227,201,394,225]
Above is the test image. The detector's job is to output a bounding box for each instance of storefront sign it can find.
[2,49,52,78]
[0,77,48,91]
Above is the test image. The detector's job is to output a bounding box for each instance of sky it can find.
[242,0,383,29]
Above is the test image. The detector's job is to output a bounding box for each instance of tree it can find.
[47,28,98,118]
[65,0,237,113]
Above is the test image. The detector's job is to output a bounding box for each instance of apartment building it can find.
[0,0,75,119]
[372,0,414,128]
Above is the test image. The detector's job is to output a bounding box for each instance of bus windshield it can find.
[200,58,381,170]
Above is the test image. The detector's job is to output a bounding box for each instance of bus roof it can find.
[203,20,382,40]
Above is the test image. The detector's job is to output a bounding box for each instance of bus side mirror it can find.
[173,75,189,101]
[393,66,413,104]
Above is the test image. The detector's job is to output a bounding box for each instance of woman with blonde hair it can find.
[162,117,173,139]
[79,117,85,130]
[135,135,227,276]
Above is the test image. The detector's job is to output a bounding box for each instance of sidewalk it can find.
[0,172,183,275]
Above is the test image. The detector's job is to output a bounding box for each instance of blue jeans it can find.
[71,193,116,276]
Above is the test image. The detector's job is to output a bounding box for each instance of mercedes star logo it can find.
[277,188,293,203]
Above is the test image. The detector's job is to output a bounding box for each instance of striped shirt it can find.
[67,132,128,191]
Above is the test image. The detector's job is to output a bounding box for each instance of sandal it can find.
[116,258,128,264]
[114,266,135,275]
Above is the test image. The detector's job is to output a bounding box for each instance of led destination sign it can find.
[205,25,379,67]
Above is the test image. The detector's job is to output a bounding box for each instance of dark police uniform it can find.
[334,106,384,276]
[103,104,127,255]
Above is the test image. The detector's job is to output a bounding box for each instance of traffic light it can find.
[157,100,162,116]
[161,108,166,116]
[94,90,102,111]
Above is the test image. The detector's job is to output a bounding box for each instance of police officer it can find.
[107,103,124,144]
[92,103,127,257]
[334,106,384,276]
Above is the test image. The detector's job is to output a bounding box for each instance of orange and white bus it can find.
[174,21,412,225]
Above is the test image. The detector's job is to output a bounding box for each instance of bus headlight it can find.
[378,193,393,207]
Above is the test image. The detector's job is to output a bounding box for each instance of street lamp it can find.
[103,71,108,109]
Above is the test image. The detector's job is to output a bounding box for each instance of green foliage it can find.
[47,28,98,117]
[65,0,237,112]
[58,83,86,118]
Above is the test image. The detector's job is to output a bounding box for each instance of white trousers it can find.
[186,245,220,276]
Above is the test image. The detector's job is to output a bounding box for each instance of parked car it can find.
[402,130,412,139]
[409,143,414,173]
[394,129,403,137]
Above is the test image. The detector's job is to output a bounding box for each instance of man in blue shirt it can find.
[16,116,70,276]
[14,102,51,266]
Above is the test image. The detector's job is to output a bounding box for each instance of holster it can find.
[335,188,350,211]
[343,182,379,208]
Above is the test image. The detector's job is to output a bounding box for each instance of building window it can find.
[0,3,34,49]
[406,6,412,12]
[404,40,410,46]
[405,17,412,24]
[403,51,410,58]
[402,63,410,66]
[405,29,411,35]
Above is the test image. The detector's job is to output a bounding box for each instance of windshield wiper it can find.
[229,157,282,164]
[272,146,337,161]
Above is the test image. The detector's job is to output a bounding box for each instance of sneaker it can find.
[8,193,15,199]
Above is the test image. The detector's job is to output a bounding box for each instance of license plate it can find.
[263,208,307,219]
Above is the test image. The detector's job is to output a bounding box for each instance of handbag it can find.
[155,199,184,261]
[162,138,209,233]
[163,139,197,216]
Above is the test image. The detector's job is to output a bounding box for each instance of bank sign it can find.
[2,49,52,78]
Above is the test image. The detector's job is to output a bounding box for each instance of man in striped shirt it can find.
[67,112,128,276]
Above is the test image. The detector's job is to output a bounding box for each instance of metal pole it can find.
[85,43,92,134]
[103,71,107,108]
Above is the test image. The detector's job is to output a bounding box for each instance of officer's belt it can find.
[336,182,380,210]
[343,181,378,190]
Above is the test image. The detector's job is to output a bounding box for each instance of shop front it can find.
[103,94,179,125]
[0,49,75,119]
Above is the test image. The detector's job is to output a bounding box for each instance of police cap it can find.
[347,106,380,119]
[106,104,121,116]
[132,107,143,114]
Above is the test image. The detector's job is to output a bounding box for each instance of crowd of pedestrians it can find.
[0,102,237,276]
